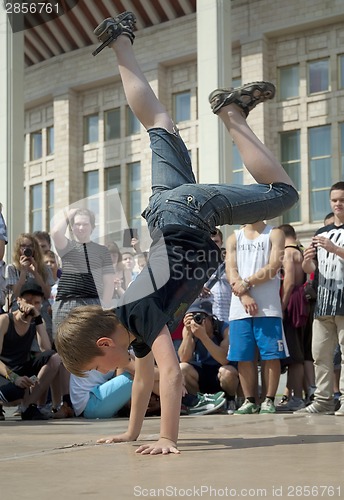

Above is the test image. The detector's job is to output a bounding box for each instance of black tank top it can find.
[1,313,37,368]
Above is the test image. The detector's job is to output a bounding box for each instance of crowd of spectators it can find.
[0,186,343,420]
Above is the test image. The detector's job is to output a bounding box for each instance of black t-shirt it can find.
[116,225,222,357]
[2,313,36,368]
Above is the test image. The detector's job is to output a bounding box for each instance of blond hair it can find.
[55,305,120,377]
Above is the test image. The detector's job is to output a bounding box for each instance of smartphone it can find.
[123,228,138,247]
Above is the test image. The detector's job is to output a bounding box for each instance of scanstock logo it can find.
[3,1,80,33]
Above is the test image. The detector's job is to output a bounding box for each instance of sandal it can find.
[92,11,136,56]
[209,81,275,116]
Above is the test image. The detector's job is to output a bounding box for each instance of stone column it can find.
[0,10,24,256]
[197,0,232,185]
[52,89,82,218]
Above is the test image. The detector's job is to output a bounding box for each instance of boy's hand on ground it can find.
[96,432,134,444]
[135,438,180,455]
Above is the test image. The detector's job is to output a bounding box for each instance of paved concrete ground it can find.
[1,411,343,500]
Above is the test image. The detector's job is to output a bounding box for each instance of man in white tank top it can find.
[226,221,287,414]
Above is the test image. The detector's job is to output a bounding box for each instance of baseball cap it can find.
[186,298,213,316]
[19,281,44,297]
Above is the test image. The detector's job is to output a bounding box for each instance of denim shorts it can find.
[142,128,299,236]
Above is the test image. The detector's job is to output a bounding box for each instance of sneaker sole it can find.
[92,12,136,56]
[209,81,275,116]
[234,407,260,415]
[294,408,334,415]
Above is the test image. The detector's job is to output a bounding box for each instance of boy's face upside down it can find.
[83,325,132,374]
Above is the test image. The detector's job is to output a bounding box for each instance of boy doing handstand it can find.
[55,12,298,455]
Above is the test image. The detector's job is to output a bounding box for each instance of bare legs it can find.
[263,359,281,399]
[112,37,173,132]
[179,363,200,395]
[112,36,295,190]
[217,106,296,187]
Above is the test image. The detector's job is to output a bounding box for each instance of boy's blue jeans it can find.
[142,128,298,236]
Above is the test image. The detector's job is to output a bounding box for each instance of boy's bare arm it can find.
[97,352,155,445]
[136,326,182,455]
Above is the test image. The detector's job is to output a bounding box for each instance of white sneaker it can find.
[260,398,276,414]
[334,404,344,416]
[295,402,334,415]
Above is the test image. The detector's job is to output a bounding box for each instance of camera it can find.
[193,312,207,324]
[23,247,33,258]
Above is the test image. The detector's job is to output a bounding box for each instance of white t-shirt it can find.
[229,225,282,321]
[70,369,115,416]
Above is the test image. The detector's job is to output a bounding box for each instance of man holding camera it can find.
[0,281,62,420]
[178,298,239,414]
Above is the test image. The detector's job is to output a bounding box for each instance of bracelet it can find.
[240,279,251,291]
[34,315,43,325]
[243,278,251,289]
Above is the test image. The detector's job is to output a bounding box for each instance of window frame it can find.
[307,58,330,95]
[173,91,191,123]
[30,130,43,161]
[30,183,43,231]
[278,64,300,100]
[280,130,301,223]
[83,114,99,145]
[308,124,332,222]
[104,108,121,141]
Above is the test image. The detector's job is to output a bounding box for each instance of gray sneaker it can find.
[92,11,136,56]
[187,395,226,415]
[209,81,275,116]
[283,397,306,412]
